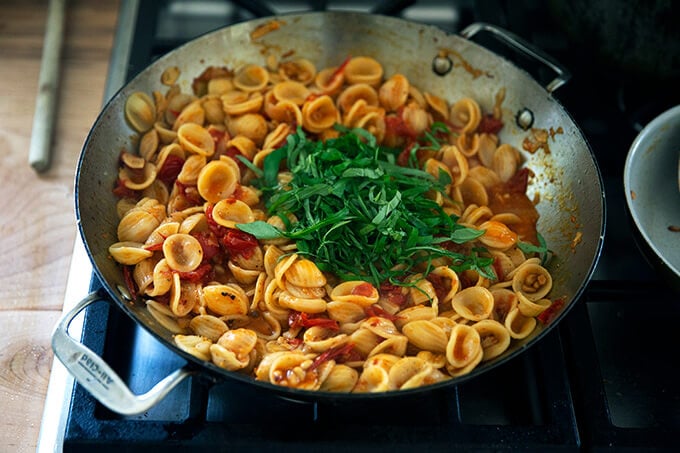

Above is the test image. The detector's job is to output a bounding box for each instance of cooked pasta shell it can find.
[178,213,207,235]
[389,357,433,390]
[449,97,481,133]
[145,258,174,297]
[327,300,365,324]
[361,316,400,339]
[424,92,449,120]
[416,350,448,369]
[142,179,170,206]
[446,347,483,377]
[165,93,196,125]
[488,251,515,282]
[265,98,304,127]
[207,77,234,95]
[162,233,203,272]
[233,64,269,92]
[125,91,156,133]
[279,58,316,85]
[189,314,228,342]
[451,286,494,321]
[402,320,448,353]
[138,128,159,161]
[301,94,339,133]
[493,144,519,183]
[176,154,206,186]
[504,307,537,339]
[378,74,409,111]
[457,133,480,157]
[117,206,161,242]
[459,204,492,228]
[472,319,511,361]
[155,143,185,171]
[177,123,215,157]
[446,323,482,368]
[154,121,178,145]
[314,66,344,95]
[477,133,498,167]
[174,334,212,361]
[402,102,430,136]
[220,90,263,115]
[303,326,348,353]
[169,273,200,317]
[408,277,437,306]
[263,245,285,277]
[144,221,180,250]
[211,199,255,229]
[133,257,157,294]
[349,328,382,357]
[337,83,378,112]
[354,365,390,393]
[468,165,501,189]
[272,80,310,105]
[478,220,518,251]
[277,290,327,313]
[284,281,326,300]
[424,158,453,182]
[228,135,257,161]
[228,260,261,285]
[516,290,551,317]
[345,56,384,86]
[268,352,324,390]
[439,144,469,186]
[227,113,268,146]
[217,328,258,359]
[203,283,250,316]
[459,177,489,208]
[368,335,409,357]
[202,96,225,125]
[364,353,400,371]
[196,159,239,203]
[147,300,188,334]
[394,304,436,329]
[285,258,326,288]
[511,262,552,301]
[108,241,153,265]
[173,99,205,130]
[262,123,292,153]
[330,281,379,307]
[319,364,359,393]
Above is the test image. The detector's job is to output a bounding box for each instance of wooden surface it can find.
[0,0,119,450]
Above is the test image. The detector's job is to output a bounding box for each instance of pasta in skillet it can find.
[110,54,561,393]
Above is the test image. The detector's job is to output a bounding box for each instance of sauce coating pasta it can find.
[111,55,557,392]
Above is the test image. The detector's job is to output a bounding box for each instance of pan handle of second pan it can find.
[50,291,196,416]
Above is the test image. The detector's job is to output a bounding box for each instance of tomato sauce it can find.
[487,168,539,245]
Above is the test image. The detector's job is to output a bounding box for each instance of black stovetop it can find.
[62,1,680,451]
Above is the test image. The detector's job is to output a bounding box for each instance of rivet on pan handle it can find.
[51,291,195,415]
[460,22,571,93]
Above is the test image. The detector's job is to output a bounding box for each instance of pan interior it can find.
[75,12,604,395]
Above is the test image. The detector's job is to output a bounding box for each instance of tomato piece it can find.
[379,282,408,307]
[176,262,213,284]
[328,54,352,85]
[289,311,340,331]
[351,282,376,297]
[221,229,259,259]
[192,230,221,262]
[537,297,565,325]
[364,305,401,322]
[477,114,504,134]
[112,178,137,199]
[122,265,138,300]
[157,154,185,186]
[310,342,358,370]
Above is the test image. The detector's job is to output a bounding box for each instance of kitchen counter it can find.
[0,0,119,450]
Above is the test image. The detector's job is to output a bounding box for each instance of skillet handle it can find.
[460,22,571,93]
[51,291,195,415]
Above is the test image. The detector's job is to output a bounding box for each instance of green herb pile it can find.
[237,125,497,287]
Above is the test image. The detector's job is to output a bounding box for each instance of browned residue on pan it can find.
[630,190,637,200]
[437,48,489,79]
[669,225,680,232]
[250,20,286,40]
[522,127,564,154]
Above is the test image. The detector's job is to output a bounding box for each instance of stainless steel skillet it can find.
[52,12,604,415]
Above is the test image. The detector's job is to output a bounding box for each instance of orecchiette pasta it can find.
[110,54,559,393]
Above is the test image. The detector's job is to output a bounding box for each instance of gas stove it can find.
[38,1,680,451]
